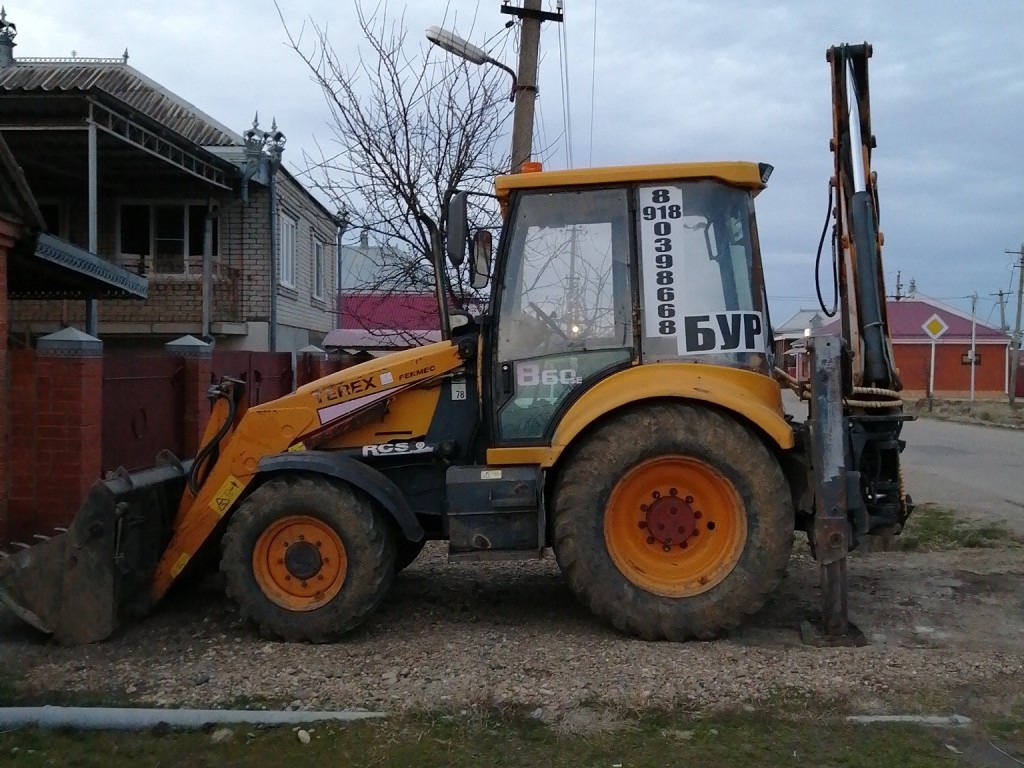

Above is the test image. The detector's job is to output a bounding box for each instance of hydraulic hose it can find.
[815,183,839,318]
[188,390,237,495]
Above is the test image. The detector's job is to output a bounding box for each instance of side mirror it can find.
[470,229,492,289]
[446,190,469,268]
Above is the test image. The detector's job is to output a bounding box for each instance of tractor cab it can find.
[451,162,778,445]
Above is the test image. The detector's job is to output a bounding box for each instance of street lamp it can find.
[425,25,518,102]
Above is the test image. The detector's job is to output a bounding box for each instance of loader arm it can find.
[148,340,468,603]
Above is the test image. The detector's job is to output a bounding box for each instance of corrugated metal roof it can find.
[819,297,1009,342]
[340,294,441,331]
[0,60,243,147]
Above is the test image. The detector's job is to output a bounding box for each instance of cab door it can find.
[490,186,636,444]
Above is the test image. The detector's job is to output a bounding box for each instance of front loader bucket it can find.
[0,452,190,645]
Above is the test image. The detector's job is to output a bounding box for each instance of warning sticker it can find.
[209,474,245,517]
[170,552,191,579]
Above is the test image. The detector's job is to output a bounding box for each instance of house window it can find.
[279,214,297,288]
[312,238,325,300]
[118,202,219,275]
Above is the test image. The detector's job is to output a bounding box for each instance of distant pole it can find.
[1008,244,1024,407]
[969,291,977,403]
[994,289,1008,333]
[928,338,936,412]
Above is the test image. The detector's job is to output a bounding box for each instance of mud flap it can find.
[0,452,190,645]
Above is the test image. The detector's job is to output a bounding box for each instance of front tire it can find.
[552,401,793,641]
[220,474,395,642]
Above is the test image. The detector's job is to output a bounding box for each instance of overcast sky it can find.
[8,0,1024,328]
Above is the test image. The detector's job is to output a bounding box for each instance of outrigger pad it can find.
[0,481,118,645]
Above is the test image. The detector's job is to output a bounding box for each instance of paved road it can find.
[900,417,1024,533]
[783,392,1023,533]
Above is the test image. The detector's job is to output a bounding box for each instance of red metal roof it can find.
[821,298,1008,342]
[339,293,441,331]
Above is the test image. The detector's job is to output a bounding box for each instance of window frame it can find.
[279,212,297,289]
[312,236,326,300]
[115,199,221,277]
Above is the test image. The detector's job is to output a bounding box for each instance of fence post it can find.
[165,335,212,459]
[31,328,103,536]
[297,344,328,387]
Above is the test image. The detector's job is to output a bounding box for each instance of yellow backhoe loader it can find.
[0,43,911,646]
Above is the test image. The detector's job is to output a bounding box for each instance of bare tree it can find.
[276,1,514,328]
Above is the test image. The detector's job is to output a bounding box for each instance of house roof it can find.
[819,296,1008,342]
[323,327,441,352]
[774,308,831,337]
[0,59,243,147]
[341,293,441,332]
[1,131,146,300]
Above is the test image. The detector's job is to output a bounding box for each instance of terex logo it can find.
[312,376,377,405]
[398,365,437,381]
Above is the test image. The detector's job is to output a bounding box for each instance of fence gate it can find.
[211,351,294,407]
[102,354,186,474]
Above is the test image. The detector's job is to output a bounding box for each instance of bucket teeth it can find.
[33,534,51,542]
[54,527,68,533]
[11,542,31,550]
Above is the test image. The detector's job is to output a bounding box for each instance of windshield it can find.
[637,180,767,370]
[497,187,632,362]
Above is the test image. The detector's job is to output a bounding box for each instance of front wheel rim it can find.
[252,515,348,611]
[603,456,746,598]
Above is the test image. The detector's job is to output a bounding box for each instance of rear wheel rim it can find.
[604,456,746,598]
[252,515,347,611]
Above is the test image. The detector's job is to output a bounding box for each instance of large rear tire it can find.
[220,474,395,642]
[552,401,793,641]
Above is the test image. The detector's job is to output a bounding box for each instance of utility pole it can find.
[502,0,563,172]
[894,270,903,300]
[992,289,1009,333]
[969,291,977,402]
[1008,244,1024,407]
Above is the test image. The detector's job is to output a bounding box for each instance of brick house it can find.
[0,12,340,353]
[778,296,1014,398]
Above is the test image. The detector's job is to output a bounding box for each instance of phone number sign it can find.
[637,185,764,356]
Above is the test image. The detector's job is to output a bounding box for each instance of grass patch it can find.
[0,709,999,768]
[893,503,1019,552]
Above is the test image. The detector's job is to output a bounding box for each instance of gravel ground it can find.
[2,539,1022,719]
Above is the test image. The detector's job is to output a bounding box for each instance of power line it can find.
[556,0,574,167]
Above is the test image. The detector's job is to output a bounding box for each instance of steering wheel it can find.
[528,302,570,341]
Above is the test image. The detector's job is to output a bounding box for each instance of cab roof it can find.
[494,161,768,199]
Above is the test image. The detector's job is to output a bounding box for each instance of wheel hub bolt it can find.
[685,495,694,504]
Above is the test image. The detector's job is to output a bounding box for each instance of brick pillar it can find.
[33,327,103,536]
[297,344,328,386]
[166,335,212,458]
